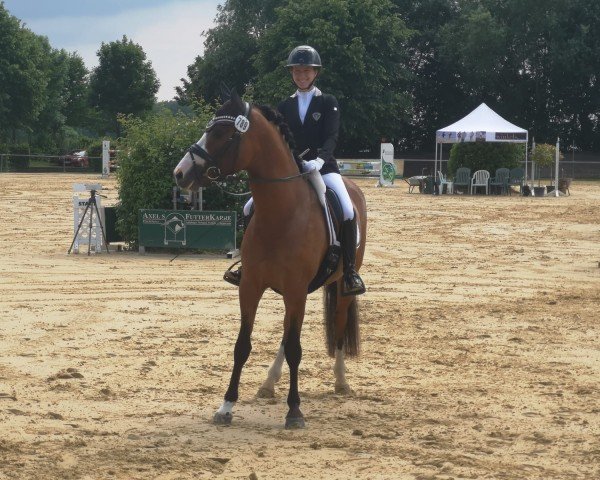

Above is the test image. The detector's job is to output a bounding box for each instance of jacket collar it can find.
[291,87,322,98]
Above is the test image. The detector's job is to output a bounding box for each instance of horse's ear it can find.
[230,89,244,110]
[219,82,231,103]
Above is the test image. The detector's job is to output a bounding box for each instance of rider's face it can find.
[291,66,318,91]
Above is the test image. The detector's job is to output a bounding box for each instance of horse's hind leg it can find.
[334,345,353,395]
[326,282,359,395]
[257,342,285,398]
[214,289,260,425]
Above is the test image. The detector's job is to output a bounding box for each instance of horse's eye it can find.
[211,127,229,141]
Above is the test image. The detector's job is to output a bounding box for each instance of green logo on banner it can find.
[382,162,396,183]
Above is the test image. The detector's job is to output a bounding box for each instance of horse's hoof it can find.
[256,386,275,398]
[335,383,355,396]
[213,411,232,425]
[285,416,305,429]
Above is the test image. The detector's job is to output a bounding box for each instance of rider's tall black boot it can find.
[341,216,366,296]
[223,211,252,286]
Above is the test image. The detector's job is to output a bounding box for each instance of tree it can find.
[0,5,48,142]
[89,35,159,136]
[30,43,69,152]
[177,0,279,105]
[253,0,412,155]
[392,0,463,150]
[531,142,562,185]
[435,0,600,150]
[63,52,91,128]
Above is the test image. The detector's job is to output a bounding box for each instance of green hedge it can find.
[448,142,525,177]
[115,106,252,247]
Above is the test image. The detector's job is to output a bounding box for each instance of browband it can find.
[206,101,251,133]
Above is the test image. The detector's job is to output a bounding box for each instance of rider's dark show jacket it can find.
[278,90,341,175]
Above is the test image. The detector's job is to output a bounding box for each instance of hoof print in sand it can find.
[47,368,84,381]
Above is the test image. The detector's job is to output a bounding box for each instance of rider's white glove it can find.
[302,157,325,172]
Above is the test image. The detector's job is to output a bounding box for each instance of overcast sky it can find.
[3,0,221,101]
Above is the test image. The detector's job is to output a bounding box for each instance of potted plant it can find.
[531,143,562,196]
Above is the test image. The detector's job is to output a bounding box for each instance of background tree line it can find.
[1,0,599,158]
[178,0,600,155]
[0,3,159,155]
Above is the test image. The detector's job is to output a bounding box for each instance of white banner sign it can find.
[379,143,395,187]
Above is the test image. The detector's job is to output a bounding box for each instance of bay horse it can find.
[173,90,367,429]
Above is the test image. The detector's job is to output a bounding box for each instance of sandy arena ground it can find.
[0,173,599,480]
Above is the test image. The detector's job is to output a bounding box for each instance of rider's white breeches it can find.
[322,172,354,220]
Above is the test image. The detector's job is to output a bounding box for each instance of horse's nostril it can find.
[175,170,183,180]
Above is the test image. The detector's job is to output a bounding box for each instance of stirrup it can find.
[223,260,242,287]
[342,271,366,296]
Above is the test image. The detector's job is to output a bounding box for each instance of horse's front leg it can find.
[283,294,307,429]
[257,341,285,398]
[214,288,261,425]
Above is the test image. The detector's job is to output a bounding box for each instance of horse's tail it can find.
[323,282,360,358]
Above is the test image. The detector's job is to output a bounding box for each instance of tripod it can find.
[68,189,110,255]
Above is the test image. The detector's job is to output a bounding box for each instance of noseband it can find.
[188,101,251,180]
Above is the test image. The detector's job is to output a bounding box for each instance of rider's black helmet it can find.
[286,45,322,68]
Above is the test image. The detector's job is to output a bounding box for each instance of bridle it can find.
[187,100,310,190]
[187,101,251,181]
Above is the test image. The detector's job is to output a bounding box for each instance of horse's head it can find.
[174,90,251,191]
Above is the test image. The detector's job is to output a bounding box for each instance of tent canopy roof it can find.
[436,103,527,143]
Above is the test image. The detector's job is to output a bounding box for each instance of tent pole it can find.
[531,138,536,187]
[525,132,529,183]
[434,140,438,179]
[554,137,560,197]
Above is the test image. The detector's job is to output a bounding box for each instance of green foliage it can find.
[392,0,462,149]
[63,53,91,127]
[115,105,215,245]
[0,4,91,151]
[89,36,160,136]
[448,143,525,176]
[531,143,561,167]
[0,143,30,171]
[253,0,413,154]
[3,0,600,156]
[0,6,48,134]
[176,0,279,104]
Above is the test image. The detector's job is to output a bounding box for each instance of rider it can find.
[224,45,365,296]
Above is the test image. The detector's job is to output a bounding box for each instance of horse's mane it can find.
[255,104,302,169]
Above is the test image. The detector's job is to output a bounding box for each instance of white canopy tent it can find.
[435,103,529,185]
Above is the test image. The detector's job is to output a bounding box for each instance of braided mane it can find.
[256,104,302,169]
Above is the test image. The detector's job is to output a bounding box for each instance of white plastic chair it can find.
[470,170,490,195]
[437,171,452,194]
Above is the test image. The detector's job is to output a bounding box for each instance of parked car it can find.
[59,150,89,167]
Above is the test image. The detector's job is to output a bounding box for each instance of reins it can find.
[249,171,310,183]
[209,170,311,198]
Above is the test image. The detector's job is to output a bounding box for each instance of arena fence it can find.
[0,154,102,173]
[2,153,599,179]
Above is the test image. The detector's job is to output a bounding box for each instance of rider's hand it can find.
[302,157,325,172]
